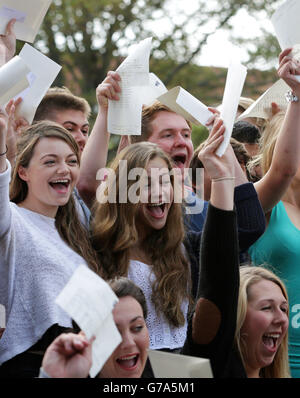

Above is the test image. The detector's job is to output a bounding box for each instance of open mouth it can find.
[262,333,280,351]
[146,203,166,218]
[116,354,139,370]
[49,179,71,194]
[172,154,186,168]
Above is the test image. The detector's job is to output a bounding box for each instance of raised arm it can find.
[77,71,121,209]
[5,98,29,167]
[181,117,241,377]
[254,48,300,213]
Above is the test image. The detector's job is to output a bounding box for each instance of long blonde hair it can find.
[91,142,191,327]
[10,120,100,274]
[247,112,285,177]
[235,266,290,378]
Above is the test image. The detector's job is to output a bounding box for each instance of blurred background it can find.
[22,0,286,160]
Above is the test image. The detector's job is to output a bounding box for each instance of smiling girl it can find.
[0,117,99,377]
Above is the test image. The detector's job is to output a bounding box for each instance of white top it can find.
[128,259,189,350]
[0,161,88,364]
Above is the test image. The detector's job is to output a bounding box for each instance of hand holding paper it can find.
[0,0,52,43]
[0,18,16,65]
[108,37,152,135]
[55,265,122,378]
[16,43,61,124]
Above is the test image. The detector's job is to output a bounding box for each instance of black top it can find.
[182,204,247,378]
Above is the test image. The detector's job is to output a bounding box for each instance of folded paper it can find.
[0,55,29,106]
[148,349,213,378]
[108,37,152,135]
[157,86,212,127]
[16,43,61,124]
[55,265,121,378]
[237,79,289,122]
[0,0,52,43]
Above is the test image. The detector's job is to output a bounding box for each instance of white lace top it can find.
[128,259,189,350]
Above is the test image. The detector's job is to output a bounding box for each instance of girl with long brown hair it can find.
[0,117,99,377]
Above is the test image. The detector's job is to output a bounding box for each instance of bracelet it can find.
[211,176,235,182]
[0,145,7,156]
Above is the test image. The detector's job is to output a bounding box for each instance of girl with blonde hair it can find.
[0,117,99,377]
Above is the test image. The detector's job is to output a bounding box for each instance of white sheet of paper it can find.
[237,79,289,122]
[108,37,152,135]
[216,61,247,157]
[55,265,122,378]
[271,0,300,50]
[157,86,212,127]
[0,0,52,43]
[0,55,29,106]
[16,43,61,123]
[0,304,5,328]
[148,350,213,378]
[141,72,167,106]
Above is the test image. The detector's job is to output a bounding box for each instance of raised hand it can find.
[41,332,95,378]
[198,117,235,180]
[277,48,300,94]
[0,19,16,65]
[96,71,121,109]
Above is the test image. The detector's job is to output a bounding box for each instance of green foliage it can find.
[27,0,283,158]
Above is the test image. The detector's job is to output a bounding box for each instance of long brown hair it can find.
[10,120,100,274]
[91,142,191,327]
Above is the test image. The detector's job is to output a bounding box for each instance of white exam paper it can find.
[108,37,152,135]
[148,350,213,378]
[216,61,247,157]
[55,265,121,378]
[16,43,61,123]
[157,86,212,127]
[237,79,289,122]
[271,0,300,50]
[0,0,52,43]
[0,55,29,106]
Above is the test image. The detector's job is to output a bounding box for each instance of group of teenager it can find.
[0,18,300,379]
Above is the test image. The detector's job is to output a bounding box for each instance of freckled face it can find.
[99,296,149,378]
